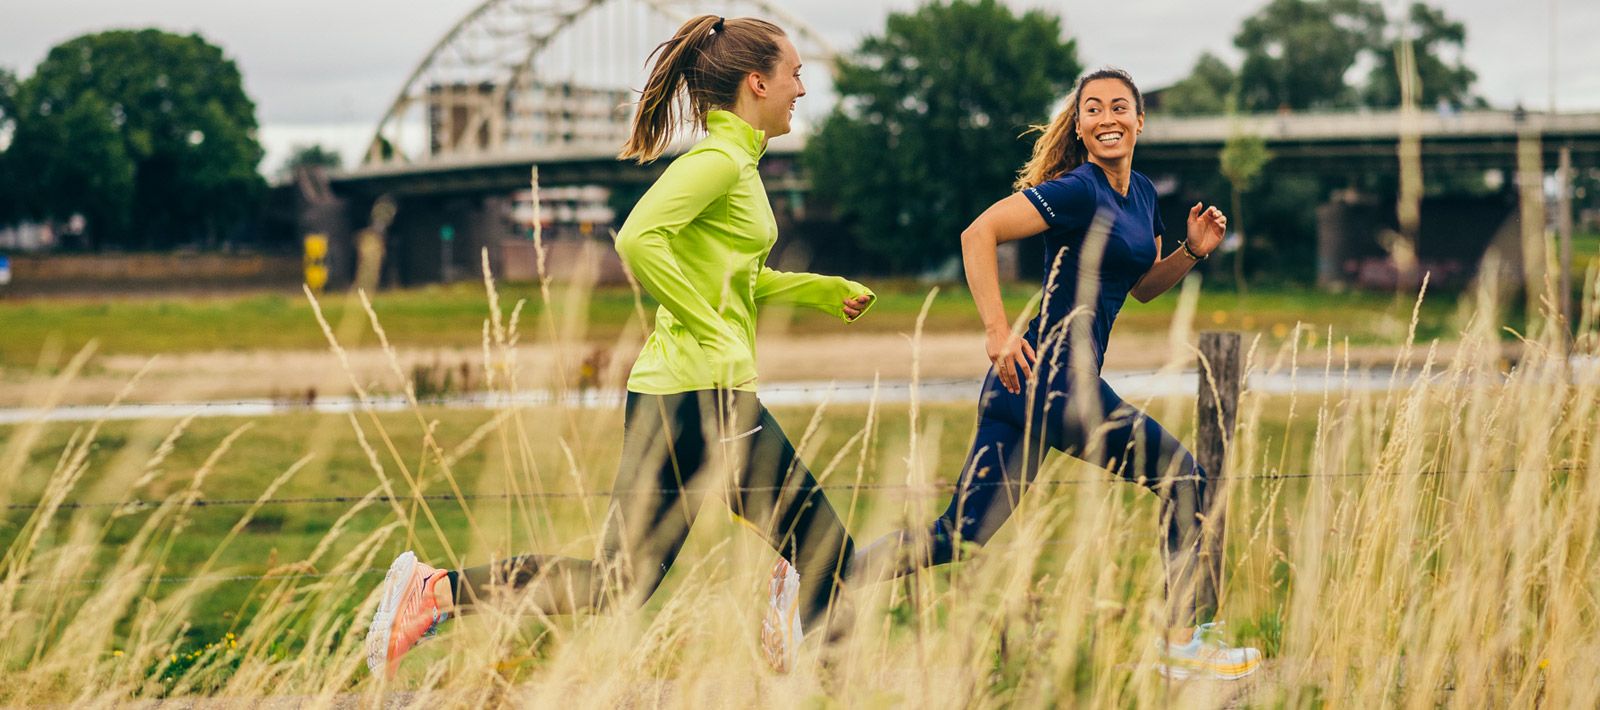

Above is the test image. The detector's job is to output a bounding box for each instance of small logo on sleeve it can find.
[1026,186,1057,221]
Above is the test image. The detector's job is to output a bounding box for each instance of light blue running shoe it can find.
[1156,622,1262,680]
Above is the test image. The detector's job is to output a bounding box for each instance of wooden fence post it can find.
[1196,331,1241,622]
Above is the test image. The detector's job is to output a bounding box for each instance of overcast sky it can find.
[5,0,1597,174]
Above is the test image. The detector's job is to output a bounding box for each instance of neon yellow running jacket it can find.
[614,110,875,394]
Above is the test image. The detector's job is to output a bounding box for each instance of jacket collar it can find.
[706,110,767,158]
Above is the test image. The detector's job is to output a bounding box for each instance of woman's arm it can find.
[962,192,1051,394]
[753,268,876,321]
[613,149,745,377]
[1129,202,1226,303]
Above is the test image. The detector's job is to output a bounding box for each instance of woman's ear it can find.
[746,71,768,98]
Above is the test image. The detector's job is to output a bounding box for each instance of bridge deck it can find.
[1142,109,1600,144]
[328,110,1600,194]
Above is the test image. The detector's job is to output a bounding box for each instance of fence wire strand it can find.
[5,464,1581,514]
[3,464,1581,589]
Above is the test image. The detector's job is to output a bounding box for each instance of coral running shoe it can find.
[759,557,803,673]
[365,551,451,676]
[1155,622,1262,680]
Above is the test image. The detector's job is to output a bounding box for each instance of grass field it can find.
[2,262,1598,706]
[0,396,1323,646]
[0,278,1469,365]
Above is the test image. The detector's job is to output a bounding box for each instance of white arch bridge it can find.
[362,0,838,167]
[293,0,843,289]
[287,0,1600,290]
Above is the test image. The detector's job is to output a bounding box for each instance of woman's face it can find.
[1075,78,1144,165]
[755,36,806,137]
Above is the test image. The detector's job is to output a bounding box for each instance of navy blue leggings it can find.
[850,368,1214,626]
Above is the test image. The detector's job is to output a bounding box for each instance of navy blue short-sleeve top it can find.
[1021,161,1165,373]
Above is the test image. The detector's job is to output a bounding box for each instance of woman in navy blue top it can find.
[831,68,1261,679]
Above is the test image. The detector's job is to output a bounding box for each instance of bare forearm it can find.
[1138,202,1228,301]
[1132,251,1200,302]
[961,227,1010,334]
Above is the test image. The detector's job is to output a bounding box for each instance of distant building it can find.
[507,79,633,148]
[511,185,615,241]
[426,78,632,156]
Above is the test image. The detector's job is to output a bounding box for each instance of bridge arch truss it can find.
[364,0,839,166]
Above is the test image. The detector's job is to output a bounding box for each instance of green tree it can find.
[1218,131,1272,290]
[806,0,1079,272]
[0,68,15,126]
[1234,0,1386,111]
[1157,53,1237,116]
[0,67,21,226]
[280,143,344,179]
[1363,2,1482,109]
[12,90,135,243]
[8,29,266,250]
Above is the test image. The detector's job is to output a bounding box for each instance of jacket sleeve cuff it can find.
[839,279,876,323]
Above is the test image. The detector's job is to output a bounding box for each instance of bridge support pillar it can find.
[1314,189,1378,290]
[384,195,513,287]
[292,167,355,290]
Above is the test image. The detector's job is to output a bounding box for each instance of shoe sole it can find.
[759,558,802,673]
[364,550,417,674]
[1157,656,1262,681]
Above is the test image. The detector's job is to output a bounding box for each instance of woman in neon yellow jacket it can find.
[363,14,873,676]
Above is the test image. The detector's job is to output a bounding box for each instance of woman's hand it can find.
[986,326,1037,394]
[842,294,874,321]
[1185,202,1227,257]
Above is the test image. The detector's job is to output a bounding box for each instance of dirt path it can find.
[0,331,1509,409]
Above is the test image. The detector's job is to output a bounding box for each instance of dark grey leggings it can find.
[452,390,854,630]
[850,370,1213,628]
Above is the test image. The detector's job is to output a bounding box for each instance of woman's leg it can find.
[722,391,856,629]
[450,390,716,615]
[1052,380,1262,677]
[848,374,1042,583]
[1047,378,1211,630]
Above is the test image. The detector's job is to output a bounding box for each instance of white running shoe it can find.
[759,557,803,673]
[1155,622,1262,680]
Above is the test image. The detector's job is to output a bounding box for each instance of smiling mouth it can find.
[1096,131,1124,145]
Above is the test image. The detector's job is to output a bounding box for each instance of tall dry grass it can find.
[1,244,1598,708]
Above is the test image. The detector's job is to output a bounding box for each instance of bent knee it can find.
[937,515,1004,555]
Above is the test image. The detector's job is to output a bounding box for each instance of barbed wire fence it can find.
[3,333,1588,590]
[4,462,1580,589]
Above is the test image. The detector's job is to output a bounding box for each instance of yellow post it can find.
[303,233,329,294]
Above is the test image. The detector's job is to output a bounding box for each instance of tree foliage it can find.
[1363,2,1482,109]
[7,29,266,249]
[805,0,1079,272]
[0,67,20,226]
[1147,0,1485,285]
[1220,0,1482,113]
[1219,131,1273,288]
[1234,0,1387,112]
[1158,53,1237,116]
[1220,133,1272,195]
[281,143,344,179]
[0,67,16,137]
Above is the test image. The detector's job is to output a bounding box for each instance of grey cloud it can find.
[3,0,1596,132]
